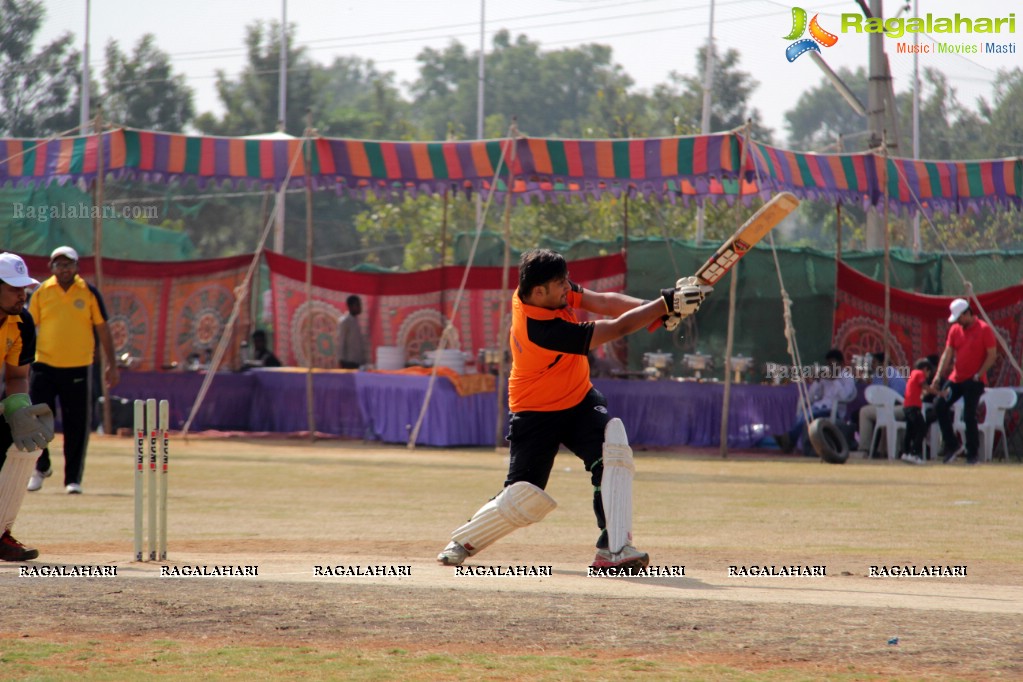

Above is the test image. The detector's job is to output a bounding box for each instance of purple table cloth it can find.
[248,370,365,437]
[354,372,504,447]
[593,379,799,448]
[113,371,258,431]
[113,371,798,448]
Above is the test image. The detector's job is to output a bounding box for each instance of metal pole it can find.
[475,1,485,227]
[695,0,715,246]
[865,0,886,249]
[911,0,921,255]
[80,0,91,133]
[279,0,288,128]
[274,0,288,253]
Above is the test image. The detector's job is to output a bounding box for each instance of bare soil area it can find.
[2,436,1021,680]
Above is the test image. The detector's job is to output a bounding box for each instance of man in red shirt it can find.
[931,298,997,464]
[437,248,709,572]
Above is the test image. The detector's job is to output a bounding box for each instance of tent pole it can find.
[882,134,892,387]
[495,125,517,450]
[440,189,448,325]
[835,202,842,262]
[719,124,751,458]
[91,108,113,435]
[303,113,317,439]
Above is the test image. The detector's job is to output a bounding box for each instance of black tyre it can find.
[808,418,849,464]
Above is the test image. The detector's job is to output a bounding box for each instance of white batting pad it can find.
[601,418,635,554]
[451,481,557,556]
[0,449,38,534]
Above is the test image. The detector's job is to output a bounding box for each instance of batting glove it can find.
[662,313,682,332]
[660,284,707,318]
[2,394,55,452]
[676,275,715,299]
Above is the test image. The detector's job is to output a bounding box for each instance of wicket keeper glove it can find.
[1,394,55,452]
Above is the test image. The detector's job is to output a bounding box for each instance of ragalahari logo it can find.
[784,7,838,61]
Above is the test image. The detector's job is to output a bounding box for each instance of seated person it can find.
[900,357,938,464]
[854,352,909,457]
[776,349,856,454]
[243,329,282,368]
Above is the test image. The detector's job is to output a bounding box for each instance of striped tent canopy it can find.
[0,127,1019,212]
[747,139,1023,215]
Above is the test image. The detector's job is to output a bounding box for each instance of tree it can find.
[102,34,195,131]
[409,31,640,139]
[895,68,987,161]
[312,56,416,139]
[195,21,315,136]
[784,66,869,152]
[661,46,773,142]
[0,0,81,137]
[978,67,1023,158]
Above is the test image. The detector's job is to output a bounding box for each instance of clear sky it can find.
[36,0,1020,148]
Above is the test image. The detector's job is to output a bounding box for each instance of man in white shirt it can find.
[776,349,857,454]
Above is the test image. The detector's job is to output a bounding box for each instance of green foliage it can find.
[785,66,869,152]
[0,0,81,136]
[670,46,774,142]
[194,21,316,136]
[102,35,195,131]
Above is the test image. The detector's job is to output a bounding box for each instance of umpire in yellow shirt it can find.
[26,247,119,494]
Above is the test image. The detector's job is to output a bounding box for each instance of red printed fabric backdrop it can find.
[22,255,251,371]
[833,262,1023,386]
[264,251,627,369]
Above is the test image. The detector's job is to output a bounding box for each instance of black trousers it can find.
[901,406,927,456]
[505,388,612,536]
[30,363,92,486]
[934,379,985,459]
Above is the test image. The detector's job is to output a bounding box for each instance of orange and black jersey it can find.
[0,310,36,369]
[508,281,594,412]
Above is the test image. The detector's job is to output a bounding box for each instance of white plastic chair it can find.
[865,384,906,461]
[973,388,1014,464]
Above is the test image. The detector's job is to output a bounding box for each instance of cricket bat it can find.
[693,191,800,285]
[651,191,799,330]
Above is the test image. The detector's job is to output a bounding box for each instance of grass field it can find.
[1,434,1021,680]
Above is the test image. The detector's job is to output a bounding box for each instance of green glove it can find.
[2,393,55,452]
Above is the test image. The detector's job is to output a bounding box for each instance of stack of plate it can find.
[426,349,467,374]
[375,346,406,370]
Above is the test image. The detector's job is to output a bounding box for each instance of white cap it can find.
[0,253,40,288]
[948,298,969,324]
[50,245,79,262]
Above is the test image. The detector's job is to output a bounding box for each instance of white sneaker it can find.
[900,453,925,466]
[436,540,468,566]
[65,483,82,494]
[27,468,52,492]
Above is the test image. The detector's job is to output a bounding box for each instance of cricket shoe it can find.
[0,531,39,561]
[900,453,925,465]
[27,468,52,492]
[942,444,966,464]
[590,545,650,573]
[436,540,468,566]
[66,483,82,494]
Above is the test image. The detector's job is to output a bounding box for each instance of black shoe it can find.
[0,531,39,561]
[965,457,979,466]
[942,444,965,464]
[775,434,794,454]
